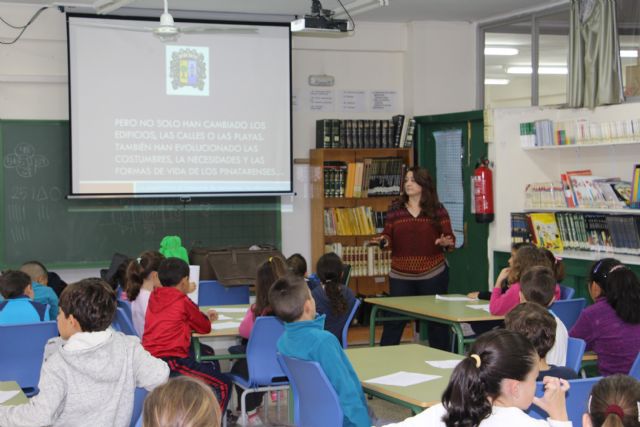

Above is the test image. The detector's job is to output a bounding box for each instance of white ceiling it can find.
[3,0,566,23]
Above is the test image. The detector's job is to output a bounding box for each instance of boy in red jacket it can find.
[142,257,231,415]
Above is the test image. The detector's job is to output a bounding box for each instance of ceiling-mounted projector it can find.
[291,0,350,33]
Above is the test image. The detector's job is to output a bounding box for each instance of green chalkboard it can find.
[0,120,281,268]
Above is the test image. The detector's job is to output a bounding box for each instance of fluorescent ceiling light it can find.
[506,66,568,75]
[485,78,510,85]
[484,47,519,56]
[621,49,638,58]
[93,0,133,14]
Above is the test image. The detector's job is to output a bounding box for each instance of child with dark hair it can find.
[384,329,571,427]
[570,262,640,376]
[269,275,371,427]
[143,257,232,417]
[520,266,569,366]
[0,278,169,427]
[287,252,321,291]
[505,303,578,381]
[20,260,59,319]
[584,375,640,427]
[125,251,165,336]
[540,248,565,283]
[489,245,561,315]
[0,270,49,324]
[311,252,357,343]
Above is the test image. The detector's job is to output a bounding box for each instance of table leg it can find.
[369,305,379,347]
[193,338,202,363]
[451,323,465,355]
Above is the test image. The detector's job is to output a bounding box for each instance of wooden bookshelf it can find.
[310,148,413,295]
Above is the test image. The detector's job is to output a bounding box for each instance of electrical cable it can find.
[335,0,355,31]
[0,6,51,45]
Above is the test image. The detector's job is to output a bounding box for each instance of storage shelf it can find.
[493,246,640,266]
[523,208,640,215]
[522,140,640,150]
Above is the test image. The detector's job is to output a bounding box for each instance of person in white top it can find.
[383,329,571,427]
[583,375,640,427]
[125,251,164,336]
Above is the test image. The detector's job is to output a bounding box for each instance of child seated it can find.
[383,329,570,427]
[286,253,320,291]
[142,257,232,416]
[142,376,221,427]
[269,275,371,427]
[0,270,49,324]
[505,302,578,381]
[570,261,640,376]
[311,252,357,344]
[0,278,169,427]
[125,251,164,336]
[520,266,569,367]
[584,374,640,427]
[489,245,561,316]
[20,261,59,319]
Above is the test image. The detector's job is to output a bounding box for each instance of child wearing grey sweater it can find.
[0,278,169,427]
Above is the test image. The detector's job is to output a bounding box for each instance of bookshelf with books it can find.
[310,147,413,296]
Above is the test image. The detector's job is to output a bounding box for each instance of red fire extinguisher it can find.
[472,158,494,223]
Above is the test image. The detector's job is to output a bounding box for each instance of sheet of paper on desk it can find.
[425,360,461,369]
[364,371,441,387]
[212,321,241,330]
[436,294,473,302]
[216,314,233,321]
[215,307,247,313]
[466,304,490,312]
[0,390,20,404]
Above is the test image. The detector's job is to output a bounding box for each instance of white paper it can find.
[211,321,241,330]
[466,304,491,313]
[364,371,441,387]
[216,314,233,321]
[214,307,247,313]
[0,390,20,404]
[309,89,335,112]
[187,265,200,305]
[435,294,473,302]
[340,90,366,112]
[426,360,461,369]
[370,90,397,112]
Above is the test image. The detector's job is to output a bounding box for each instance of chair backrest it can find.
[197,280,250,306]
[559,285,575,300]
[528,376,601,424]
[341,298,361,349]
[629,352,640,379]
[278,354,343,427]
[113,307,138,336]
[550,298,586,330]
[117,300,133,322]
[0,321,59,391]
[565,337,586,373]
[130,387,148,427]
[246,316,287,386]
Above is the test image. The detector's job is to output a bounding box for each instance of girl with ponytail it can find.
[125,250,165,336]
[312,252,357,344]
[584,375,640,427]
[571,263,640,376]
[384,329,570,427]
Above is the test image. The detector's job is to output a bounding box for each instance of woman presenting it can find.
[372,166,455,349]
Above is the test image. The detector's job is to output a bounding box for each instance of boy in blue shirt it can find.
[269,275,371,427]
[20,261,59,319]
[0,270,49,325]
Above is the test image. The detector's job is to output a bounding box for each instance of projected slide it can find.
[68,16,291,196]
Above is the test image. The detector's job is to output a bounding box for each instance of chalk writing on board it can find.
[3,143,50,178]
[10,186,63,202]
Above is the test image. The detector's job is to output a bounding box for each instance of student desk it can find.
[366,295,503,354]
[345,344,462,414]
[0,381,28,406]
[192,304,248,362]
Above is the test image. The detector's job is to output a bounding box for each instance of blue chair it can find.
[565,337,586,374]
[341,298,361,349]
[528,376,601,424]
[0,321,59,396]
[550,298,586,330]
[130,387,148,427]
[629,352,640,379]
[559,285,575,300]
[118,300,133,323]
[198,280,250,306]
[228,316,289,425]
[112,307,138,336]
[278,354,343,427]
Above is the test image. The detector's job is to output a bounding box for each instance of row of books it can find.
[519,118,640,147]
[511,211,640,255]
[323,158,405,198]
[324,243,391,277]
[324,207,385,236]
[316,115,415,149]
[524,169,638,210]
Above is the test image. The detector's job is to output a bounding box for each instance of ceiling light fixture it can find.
[506,66,568,75]
[484,78,510,85]
[484,47,519,56]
